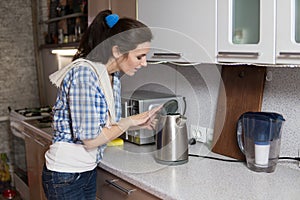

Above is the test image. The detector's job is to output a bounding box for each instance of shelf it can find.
[41,13,87,24]
[40,42,79,49]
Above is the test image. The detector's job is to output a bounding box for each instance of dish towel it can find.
[49,58,116,124]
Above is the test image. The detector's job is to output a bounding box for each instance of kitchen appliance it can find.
[9,106,52,200]
[121,90,185,145]
[237,112,285,173]
[155,113,188,165]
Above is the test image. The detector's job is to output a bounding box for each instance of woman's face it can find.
[117,42,151,76]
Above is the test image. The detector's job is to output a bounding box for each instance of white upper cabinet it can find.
[276,0,300,65]
[217,0,276,64]
[137,0,216,64]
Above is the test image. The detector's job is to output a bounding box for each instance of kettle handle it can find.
[176,116,187,127]
[236,116,245,154]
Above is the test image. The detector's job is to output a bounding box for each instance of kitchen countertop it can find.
[22,120,300,200]
[99,142,300,200]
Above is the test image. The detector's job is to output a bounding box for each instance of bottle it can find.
[58,29,64,44]
[63,34,69,43]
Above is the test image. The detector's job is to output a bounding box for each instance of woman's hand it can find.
[83,105,162,149]
[117,105,162,131]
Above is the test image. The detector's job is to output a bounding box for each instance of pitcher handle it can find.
[236,116,245,154]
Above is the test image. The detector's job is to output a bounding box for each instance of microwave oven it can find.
[120,90,185,145]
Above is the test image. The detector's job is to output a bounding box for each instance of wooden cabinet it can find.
[97,168,161,200]
[88,0,136,25]
[23,127,51,200]
[111,0,136,19]
[137,0,216,64]
[88,0,110,25]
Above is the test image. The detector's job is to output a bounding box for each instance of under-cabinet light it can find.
[51,49,77,56]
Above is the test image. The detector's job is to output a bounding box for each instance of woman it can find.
[42,10,161,200]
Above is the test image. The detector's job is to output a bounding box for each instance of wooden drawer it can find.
[97,168,161,200]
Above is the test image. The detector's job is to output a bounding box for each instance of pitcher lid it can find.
[241,112,285,122]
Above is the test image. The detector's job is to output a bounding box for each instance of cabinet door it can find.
[111,0,136,19]
[88,0,110,25]
[97,168,160,200]
[217,0,276,64]
[88,0,136,25]
[25,131,50,200]
[137,0,216,64]
[276,0,300,65]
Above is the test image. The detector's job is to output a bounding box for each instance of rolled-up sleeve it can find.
[68,66,107,140]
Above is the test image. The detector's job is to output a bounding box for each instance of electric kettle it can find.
[237,112,285,173]
[155,113,188,165]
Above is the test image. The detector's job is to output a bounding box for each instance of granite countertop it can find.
[21,120,300,200]
[99,142,300,200]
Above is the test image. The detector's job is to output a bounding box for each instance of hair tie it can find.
[105,14,119,28]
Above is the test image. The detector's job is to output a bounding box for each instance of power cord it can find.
[278,157,300,161]
[188,154,245,163]
[189,154,300,163]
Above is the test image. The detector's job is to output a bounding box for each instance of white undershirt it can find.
[45,142,97,173]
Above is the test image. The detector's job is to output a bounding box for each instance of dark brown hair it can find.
[73,10,153,63]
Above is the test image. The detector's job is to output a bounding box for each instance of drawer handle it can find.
[218,51,259,58]
[278,52,300,58]
[105,179,136,195]
[152,52,182,59]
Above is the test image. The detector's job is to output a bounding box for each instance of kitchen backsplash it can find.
[262,67,300,161]
[121,64,300,170]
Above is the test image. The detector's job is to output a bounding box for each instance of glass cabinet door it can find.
[296,0,300,43]
[276,0,300,65]
[217,0,275,64]
[232,0,260,44]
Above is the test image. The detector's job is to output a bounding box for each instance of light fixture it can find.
[51,49,77,56]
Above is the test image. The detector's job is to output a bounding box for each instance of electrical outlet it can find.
[206,128,214,146]
[191,125,207,143]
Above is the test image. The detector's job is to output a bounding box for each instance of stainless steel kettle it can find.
[155,113,188,165]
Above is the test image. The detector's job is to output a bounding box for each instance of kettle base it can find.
[155,158,188,166]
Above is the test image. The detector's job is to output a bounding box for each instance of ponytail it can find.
[73,9,152,64]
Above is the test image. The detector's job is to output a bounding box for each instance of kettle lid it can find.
[160,99,179,115]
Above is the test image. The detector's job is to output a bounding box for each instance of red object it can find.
[2,189,16,199]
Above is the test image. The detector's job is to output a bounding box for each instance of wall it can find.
[0,0,40,153]
[262,67,300,163]
[121,64,300,170]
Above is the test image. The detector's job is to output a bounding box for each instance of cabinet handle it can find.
[278,52,300,58]
[105,179,136,195]
[218,51,259,58]
[152,53,182,59]
[123,102,130,140]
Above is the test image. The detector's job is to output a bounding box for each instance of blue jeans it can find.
[42,165,97,200]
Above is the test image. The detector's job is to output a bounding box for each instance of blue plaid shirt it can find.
[52,64,121,163]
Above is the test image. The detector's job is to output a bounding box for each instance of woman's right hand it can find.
[117,105,162,131]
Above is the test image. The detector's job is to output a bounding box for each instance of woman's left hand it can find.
[130,105,162,130]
